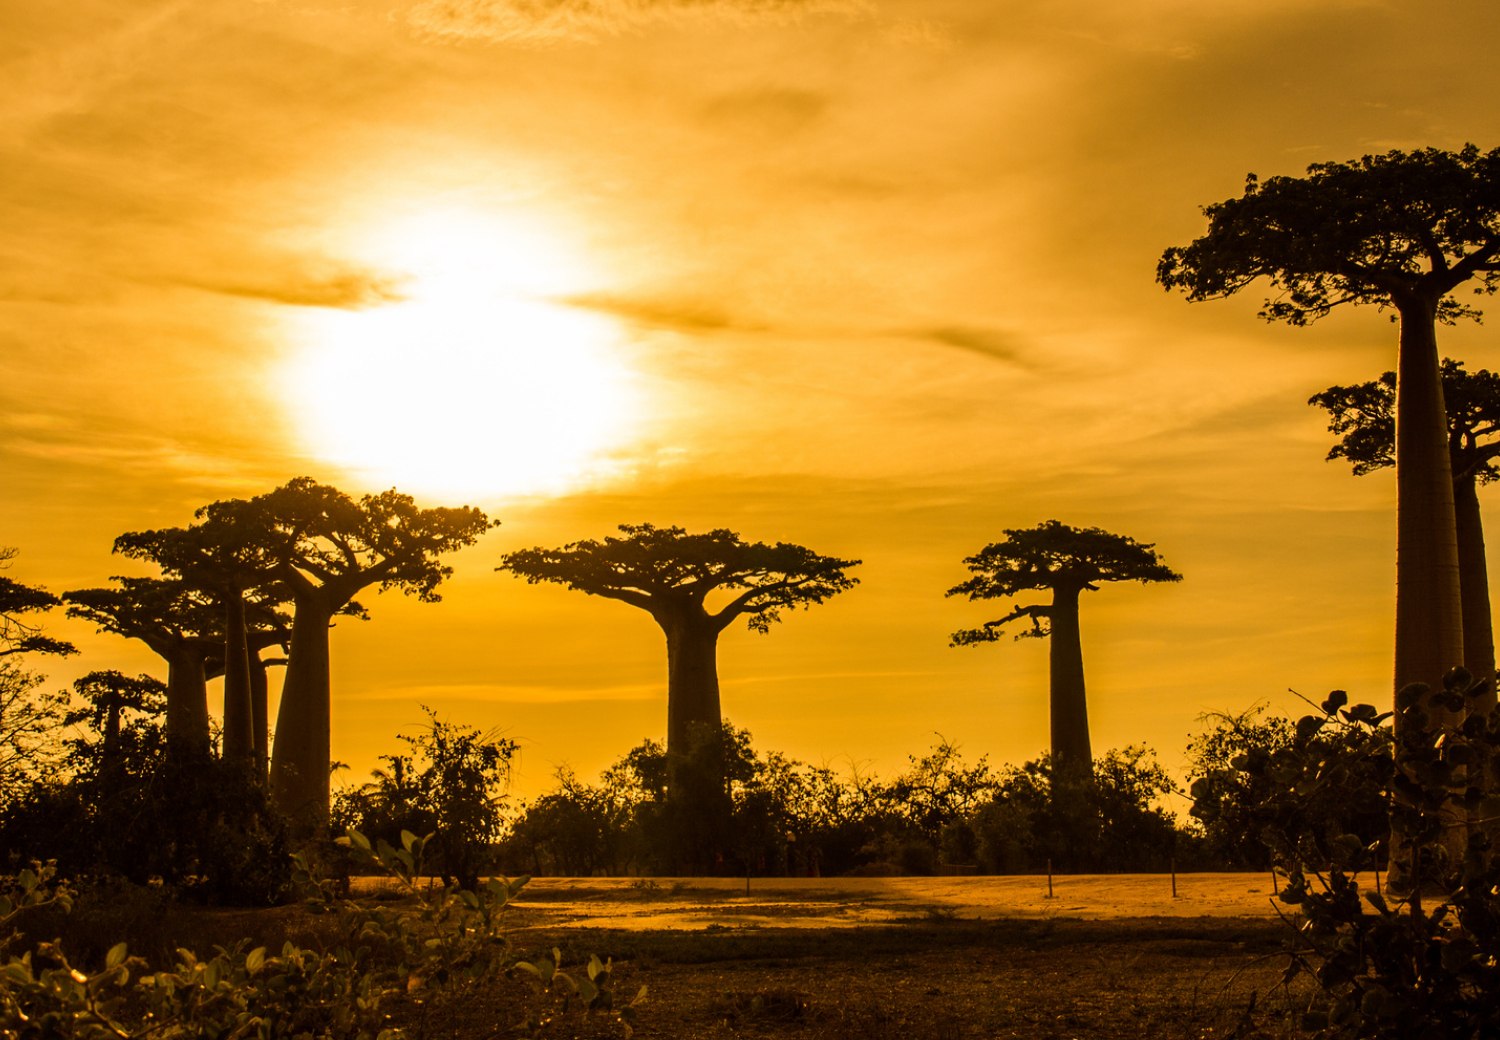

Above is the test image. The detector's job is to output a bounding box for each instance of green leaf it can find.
[105,942,128,969]
[245,947,266,975]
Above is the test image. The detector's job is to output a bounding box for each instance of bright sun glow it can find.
[287,209,639,501]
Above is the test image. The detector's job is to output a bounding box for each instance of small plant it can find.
[0,831,643,1039]
[1234,671,1500,1039]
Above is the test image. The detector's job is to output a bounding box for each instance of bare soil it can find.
[467,874,1308,1039]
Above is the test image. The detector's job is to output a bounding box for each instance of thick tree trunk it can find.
[221,593,254,762]
[662,612,723,756]
[1048,585,1093,775]
[249,651,270,781]
[270,587,334,829]
[659,608,729,872]
[1393,299,1465,701]
[1392,299,1468,885]
[1455,473,1497,711]
[164,646,210,758]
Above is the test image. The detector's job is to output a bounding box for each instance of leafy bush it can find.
[1,834,644,1039]
[1,672,291,905]
[334,706,518,889]
[1187,702,1389,871]
[1234,673,1500,1039]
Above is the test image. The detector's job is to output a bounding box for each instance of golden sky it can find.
[5,0,1500,801]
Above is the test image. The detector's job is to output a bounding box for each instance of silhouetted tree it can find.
[0,547,76,659]
[64,671,167,780]
[115,502,292,769]
[500,524,857,870]
[947,521,1180,774]
[65,578,222,756]
[1311,359,1500,706]
[501,524,859,756]
[1158,146,1500,720]
[248,478,493,827]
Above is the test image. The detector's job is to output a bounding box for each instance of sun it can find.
[285,209,640,501]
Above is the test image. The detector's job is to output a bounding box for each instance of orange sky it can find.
[5,0,1500,803]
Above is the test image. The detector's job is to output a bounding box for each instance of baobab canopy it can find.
[948,521,1180,772]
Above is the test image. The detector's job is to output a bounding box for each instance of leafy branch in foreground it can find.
[1,831,644,1039]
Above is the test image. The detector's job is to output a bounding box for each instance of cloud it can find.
[562,290,763,333]
[178,265,408,310]
[911,326,1031,366]
[403,0,865,44]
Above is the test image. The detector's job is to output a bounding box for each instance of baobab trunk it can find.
[249,650,271,780]
[1454,472,1496,712]
[221,593,254,762]
[1393,298,1466,701]
[164,646,210,758]
[1048,584,1093,775]
[1393,297,1468,881]
[270,587,334,829]
[658,609,730,871]
[661,612,724,756]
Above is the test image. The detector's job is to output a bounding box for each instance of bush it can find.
[334,706,517,889]
[1233,673,1500,1039]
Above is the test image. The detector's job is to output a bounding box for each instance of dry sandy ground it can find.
[504,872,1285,932]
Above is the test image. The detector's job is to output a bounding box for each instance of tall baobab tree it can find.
[1158,145,1500,716]
[947,521,1181,775]
[115,505,282,765]
[500,524,858,866]
[500,523,860,758]
[1311,359,1500,706]
[248,478,493,827]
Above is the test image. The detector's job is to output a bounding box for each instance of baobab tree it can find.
[63,670,166,780]
[115,506,282,765]
[1311,359,1500,705]
[499,524,860,759]
[247,478,493,827]
[501,523,857,866]
[1,547,76,659]
[65,578,226,757]
[1158,145,1500,714]
[947,521,1181,775]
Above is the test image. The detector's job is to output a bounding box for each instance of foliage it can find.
[0,833,644,1039]
[335,707,518,890]
[1186,703,1389,871]
[0,548,76,660]
[972,747,1181,874]
[946,520,1180,644]
[1157,144,1500,325]
[499,523,860,635]
[1230,674,1500,1039]
[0,678,290,904]
[0,663,65,811]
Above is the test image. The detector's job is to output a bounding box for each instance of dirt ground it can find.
[502,872,1287,930]
[465,874,1307,1040]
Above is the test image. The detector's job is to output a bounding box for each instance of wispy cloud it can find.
[178,265,407,310]
[910,326,1031,367]
[563,290,763,333]
[403,0,866,45]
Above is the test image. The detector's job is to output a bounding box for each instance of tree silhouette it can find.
[947,521,1181,774]
[500,523,859,756]
[1311,359,1500,706]
[1,547,76,659]
[500,524,858,867]
[65,578,225,756]
[115,506,283,767]
[1158,145,1500,718]
[63,670,167,780]
[247,478,493,827]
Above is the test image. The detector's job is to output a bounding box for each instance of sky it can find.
[4,0,1500,805]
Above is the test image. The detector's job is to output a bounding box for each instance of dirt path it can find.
[505,872,1285,931]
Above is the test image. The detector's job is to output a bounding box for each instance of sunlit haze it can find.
[3,0,1499,803]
